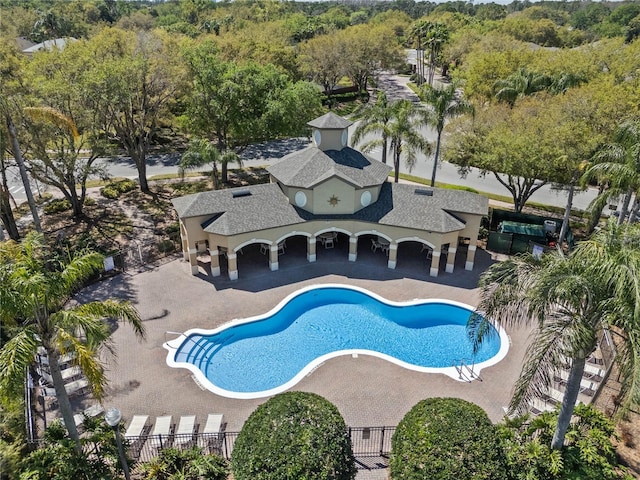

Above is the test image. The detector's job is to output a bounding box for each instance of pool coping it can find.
[163,283,510,400]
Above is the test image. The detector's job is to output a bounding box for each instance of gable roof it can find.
[267,146,392,189]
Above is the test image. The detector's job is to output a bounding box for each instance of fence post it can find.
[379,427,385,456]
[223,432,229,459]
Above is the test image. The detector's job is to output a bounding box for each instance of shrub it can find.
[390,397,508,480]
[44,198,71,215]
[231,391,356,480]
[157,239,175,253]
[499,405,632,479]
[100,179,137,199]
[139,447,228,480]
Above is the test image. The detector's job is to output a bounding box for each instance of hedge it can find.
[390,397,508,480]
[231,392,356,480]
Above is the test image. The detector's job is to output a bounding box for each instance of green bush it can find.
[44,198,72,215]
[231,391,356,480]
[499,405,632,479]
[100,179,137,199]
[390,398,508,480]
[139,447,228,480]
[157,239,175,253]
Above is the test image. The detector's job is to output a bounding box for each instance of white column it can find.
[227,253,238,280]
[269,245,279,271]
[445,247,457,273]
[387,243,397,269]
[308,237,316,262]
[208,248,220,277]
[188,248,199,275]
[465,244,477,271]
[348,236,358,262]
[430,251,440,277]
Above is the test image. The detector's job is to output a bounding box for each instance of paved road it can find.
[7,74,599,212]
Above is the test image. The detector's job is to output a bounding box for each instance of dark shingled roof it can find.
[267,147,392,189]
[294,183,488,233]
[173,183,488,237]
[171,184,305,236]
[307,112,353,130]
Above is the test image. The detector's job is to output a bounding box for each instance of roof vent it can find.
[414,188,433,196]
[232,189,252,198]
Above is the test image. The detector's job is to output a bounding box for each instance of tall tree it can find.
[447,97,561,212]
[388,99,432,183]
[582,121,640,225]
[84,28,182,193]
[0,41,42,233]
[469,221,640,449]
[0,132,20,240]
[0,233,145,447]
[419,83,473,187]
[184,41,323,173]
[424,22,449,86]
[350,91,392,164]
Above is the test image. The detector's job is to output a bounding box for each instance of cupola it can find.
[307,112,353,152]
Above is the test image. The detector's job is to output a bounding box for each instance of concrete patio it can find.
[54,244,531,477]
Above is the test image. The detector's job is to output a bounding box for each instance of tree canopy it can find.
[390,397,508,479]
[231,391,356,480]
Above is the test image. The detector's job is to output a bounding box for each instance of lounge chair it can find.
[124,415,150,459]
[199,414,224,454]
[124,415,149,438]
[173,415,196,448]
[61,378,89,397]
[149,415,173,452]
[38,366,82,386]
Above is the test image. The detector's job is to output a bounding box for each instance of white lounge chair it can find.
[199,414,224,453]
[64,378,89,397]
[149,415,173,451]
[125,415,149,438]
[38,366,82,386]
[173,415,196,448]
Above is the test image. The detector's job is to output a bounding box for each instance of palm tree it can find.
[493,68,550,107]
[424,23,449,86]
[387,100,431,183]
[419,83,474,187]
[409,21,430,86]
[179,138,222,189]
[0,233,145,448]
[220,150,242,185]
[350,91,392,164]
[468,221,640,450]
[582,121,640,225]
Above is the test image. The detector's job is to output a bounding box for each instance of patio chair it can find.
[323,236,334,249]
[65,378,89,397]
[173,415,196,449]
[149,415,173,452]
[259,243,269,255]
[371,239,380,253]
[124,415,150,459]
[277,241,286,255]
[199,413,224,454]
[124,415,149,438]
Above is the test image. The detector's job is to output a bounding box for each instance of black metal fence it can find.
[128,426,395,469]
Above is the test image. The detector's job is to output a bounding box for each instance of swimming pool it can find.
[164,284,509,399]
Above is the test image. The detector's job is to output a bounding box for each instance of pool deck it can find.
[67,245,531,477]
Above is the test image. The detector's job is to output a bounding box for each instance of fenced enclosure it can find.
[128,426,396,470]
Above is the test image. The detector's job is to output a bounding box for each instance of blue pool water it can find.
[168,286,503,397]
